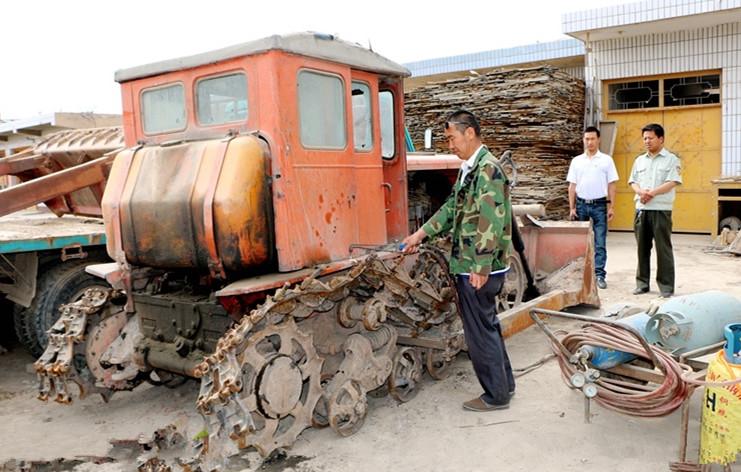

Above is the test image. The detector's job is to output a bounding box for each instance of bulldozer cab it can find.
[114,33,410,273]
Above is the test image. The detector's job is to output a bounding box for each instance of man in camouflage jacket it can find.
[402,110,515,411]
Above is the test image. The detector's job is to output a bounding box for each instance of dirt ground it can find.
[0,232,739,471]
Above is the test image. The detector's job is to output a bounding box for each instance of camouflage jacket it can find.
[421,146,512,275]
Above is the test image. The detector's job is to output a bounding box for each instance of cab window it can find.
[298,70,346,149]
[196,73,248,125]
[141,84,186,134]
[351,81,373,152]
[379,90,395,159]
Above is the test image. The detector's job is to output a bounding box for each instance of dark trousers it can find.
[634,209,675,293]
[576,200,608,279]
[455,274,515,406]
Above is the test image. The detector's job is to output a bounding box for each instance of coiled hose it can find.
[551,323,694,417]
[549,321,741,417]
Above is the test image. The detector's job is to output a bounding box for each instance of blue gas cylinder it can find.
[644,291,741,355]
[725,323,741,365]
[583,312,652,369]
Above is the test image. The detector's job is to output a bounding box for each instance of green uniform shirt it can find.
[628,148,682,211]
[421,146,512,275]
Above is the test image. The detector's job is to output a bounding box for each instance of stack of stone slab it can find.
[405,67,585,219]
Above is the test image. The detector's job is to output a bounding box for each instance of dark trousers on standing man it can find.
[576,198,608,279]
[634,209,675,294]
[455,273,515,406]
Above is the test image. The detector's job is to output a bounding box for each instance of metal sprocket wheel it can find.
[225,319,323,456]
[82,307,142,394]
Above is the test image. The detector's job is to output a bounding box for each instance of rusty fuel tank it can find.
[101,135,273,275]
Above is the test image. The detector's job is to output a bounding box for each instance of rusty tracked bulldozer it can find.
[32,32,598,458]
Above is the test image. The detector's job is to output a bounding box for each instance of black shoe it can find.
[660,291,673,298]
[597,277,607,289]
[632,287,649,295]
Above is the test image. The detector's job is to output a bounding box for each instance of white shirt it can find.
[566,150,619,200]
[458,145,484,185]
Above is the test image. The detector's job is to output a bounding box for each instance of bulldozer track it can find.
[194,246,463,458]
[34,246,464,459]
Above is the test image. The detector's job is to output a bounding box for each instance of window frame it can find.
[296,68,348,151]
[603,70,722,114]
[350,80,374,153]
[663,74,720,108]
[194,71,249,127]
[378,89,396,160]
[139,82,187,135]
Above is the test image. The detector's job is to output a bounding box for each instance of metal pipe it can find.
[142,340,202,378]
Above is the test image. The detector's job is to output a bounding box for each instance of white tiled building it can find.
[404,1,741,233]
[564,1,741,233]
[564,0,741,176]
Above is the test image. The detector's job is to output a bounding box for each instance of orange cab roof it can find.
[114,32,411,83]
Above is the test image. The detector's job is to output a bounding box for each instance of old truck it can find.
[0,128,123,356]
[32,33,598,457]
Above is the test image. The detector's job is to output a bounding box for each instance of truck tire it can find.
[13,303,38,353]
[24,260,108,358]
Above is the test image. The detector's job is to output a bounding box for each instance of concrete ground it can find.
[0,232,739,471]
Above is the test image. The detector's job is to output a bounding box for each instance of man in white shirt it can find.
[566,126,619,289]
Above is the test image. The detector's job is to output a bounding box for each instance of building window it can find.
[351,81,373,152]
[379,90,395,159]
[608,80,659,110]
[664,74,720,107]
[141,84,186,134]
[297,70,346,149]
[196,73,248,125]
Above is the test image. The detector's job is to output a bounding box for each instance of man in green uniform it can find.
[402,110,515,411]
[628,123,682,297]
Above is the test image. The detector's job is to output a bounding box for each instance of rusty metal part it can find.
[424,347,453,380]
[34,287,141,403]
[138,458,171,472]
[34,126,124,156]
[142,340,202,377]
[0,127,123,218]
[496,252,525,313]
[195,248,461,457]
[197,318,323,457]
[337,297,387,331]
[202,135,235,279]
[86,310,138,390]
[0,154,114,218]
[387,346,424,402]
[328,379,367,437]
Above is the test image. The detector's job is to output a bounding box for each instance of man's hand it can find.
[638,188,654,204]
[469,272,489,290]
[569,208,577,221]
[401,228,426,254]
[607,206,615,221]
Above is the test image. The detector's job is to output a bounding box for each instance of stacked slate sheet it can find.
[405,67,585,219]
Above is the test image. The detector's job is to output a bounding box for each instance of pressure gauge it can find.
[583,383,598,398]
[570,372,586,388]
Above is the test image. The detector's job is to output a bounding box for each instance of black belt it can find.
[577,197,608,205]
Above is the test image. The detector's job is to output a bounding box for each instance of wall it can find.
[584,21,741,175]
